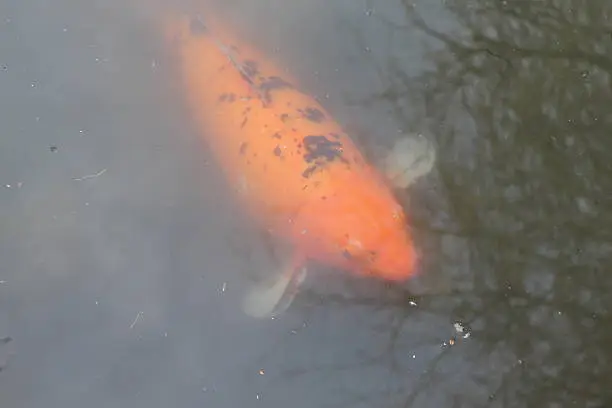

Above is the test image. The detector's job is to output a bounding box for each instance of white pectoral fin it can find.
[242,265,307,318]
[384,134,437,189]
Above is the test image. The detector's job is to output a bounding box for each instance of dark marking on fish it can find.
[240,116,248,128]
[243,60,259,77]
[303,135,345,163]
[299,107,325,123]
[280,113,290,123]
[259,76,293,104]
[218,93,237,103]
[239,142,248,155]
[273,146,282,157]
[342,250,353,259]
[189,17,208,35]
[321,196,327,200]
[302,165,317,178]
[271,132,282,139]
[300,135,348,178]
[240,71,256,87]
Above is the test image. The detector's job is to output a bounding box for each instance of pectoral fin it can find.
[242,261,308,318]
[383,133,436,189]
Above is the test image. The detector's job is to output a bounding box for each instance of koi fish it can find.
[162,13,436,317]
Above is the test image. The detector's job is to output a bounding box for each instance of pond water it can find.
[1,0,610,407]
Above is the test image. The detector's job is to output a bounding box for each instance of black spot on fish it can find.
[271,132,282,139]
[240,71,256,87]
[273,146,282,157]
[321,196,327,200]
[279,113,290,123]
[218,93,236,103]
[189,17,208,35]
[240,116,248,128]
[369,250,378,261]
[239,142,248,155]
[302,165,317,178]
[243,60,259,77]
[300,107,325,123]
[259,76,293,103]
[300,135,348,178]
[303,135,345,163]
[49,146,58,152]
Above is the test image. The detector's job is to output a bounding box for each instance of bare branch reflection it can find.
[260,0,612,407]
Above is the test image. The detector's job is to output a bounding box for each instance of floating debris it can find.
[74,168,107,181]
[129,311,143,329]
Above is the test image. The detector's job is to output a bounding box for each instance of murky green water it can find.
[0,0,610,407]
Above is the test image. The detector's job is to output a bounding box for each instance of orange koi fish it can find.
[162,13,436,317]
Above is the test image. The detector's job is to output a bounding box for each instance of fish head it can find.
[295,183,418,282]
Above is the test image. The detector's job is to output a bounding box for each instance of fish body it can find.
[163,14,426,314]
